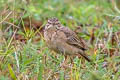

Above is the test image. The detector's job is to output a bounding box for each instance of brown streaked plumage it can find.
[44,17,91,62]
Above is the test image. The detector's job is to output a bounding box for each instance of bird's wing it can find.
[58,26,87,50]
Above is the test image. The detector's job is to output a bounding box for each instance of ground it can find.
[0,0,120,80]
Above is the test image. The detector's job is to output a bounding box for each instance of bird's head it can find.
[45,17,61,30]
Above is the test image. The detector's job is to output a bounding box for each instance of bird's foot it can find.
[60,62,68,68]
[60,63,73,69]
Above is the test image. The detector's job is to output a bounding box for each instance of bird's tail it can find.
[78,50,91,62]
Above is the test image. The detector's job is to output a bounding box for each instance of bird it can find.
[44,17,91,65]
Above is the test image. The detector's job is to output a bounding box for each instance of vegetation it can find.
[0,0,120,80]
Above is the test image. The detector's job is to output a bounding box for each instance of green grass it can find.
[0,0,120,80]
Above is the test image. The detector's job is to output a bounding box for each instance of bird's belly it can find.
[58,43,78,55]
[50,40,78,55]
[45,31,78,55]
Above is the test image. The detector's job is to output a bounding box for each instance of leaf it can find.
[8,64,17,80]
[38,62,43,80]
[60,70,64,80]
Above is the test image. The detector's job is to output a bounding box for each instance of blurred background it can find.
[0,0,120,80]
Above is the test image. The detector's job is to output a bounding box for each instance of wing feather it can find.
[58,26,87,50]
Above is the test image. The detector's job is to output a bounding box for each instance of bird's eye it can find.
[47,25,49,27]
[48,21,51,24]
[55,19,58,22]
[45,24,50,28]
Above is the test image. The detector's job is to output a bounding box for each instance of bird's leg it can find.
[64,55,69,64]
[60,55,69,68]
[70,56,74,66]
